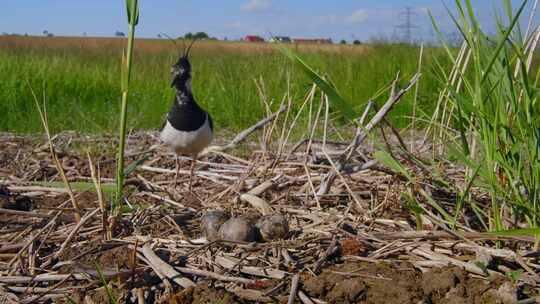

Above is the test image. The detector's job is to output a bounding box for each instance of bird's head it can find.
[170,39,197,89]
[170,56,191,88]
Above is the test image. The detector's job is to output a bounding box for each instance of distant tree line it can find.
[339,39,363,45]
[180,32,217,40]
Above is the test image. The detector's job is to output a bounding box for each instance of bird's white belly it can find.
[160,117,213,156]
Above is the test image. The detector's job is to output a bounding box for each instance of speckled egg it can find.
[201,210,230,241]
[256,214,289,241]
[218,217,259,242]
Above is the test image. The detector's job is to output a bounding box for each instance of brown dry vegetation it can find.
[0,35,371,55]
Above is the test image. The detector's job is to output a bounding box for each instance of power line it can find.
[395,7,419,44]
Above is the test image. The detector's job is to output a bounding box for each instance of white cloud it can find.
[346,10,369,24]
[241,0,272,12]
[316,10,369,26]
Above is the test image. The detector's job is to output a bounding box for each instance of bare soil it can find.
[302,262,515,304]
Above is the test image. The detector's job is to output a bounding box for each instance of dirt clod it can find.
[301,262,518,304]
[170,283,237,304]
[339,238,369,256]
[0,185,33,211]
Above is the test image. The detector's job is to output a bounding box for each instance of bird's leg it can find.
[174,155,180,188]
[188,154,198,192]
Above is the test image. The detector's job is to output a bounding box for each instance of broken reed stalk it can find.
[53,208,100,259]
[115,0,139,211]
[317,72,421,195]
[411,43,424,152]
[141,243,195,288]
[206,105,287,154]
[28,84,81,223]
[87,152,110,240]
[287,273,300,304]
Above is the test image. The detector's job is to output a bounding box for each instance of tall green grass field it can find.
[0,37,445,134]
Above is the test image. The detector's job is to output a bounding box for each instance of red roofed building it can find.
[244,35,264,42]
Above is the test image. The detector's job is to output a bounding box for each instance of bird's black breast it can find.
[167,100,208,132]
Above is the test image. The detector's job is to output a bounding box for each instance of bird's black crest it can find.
[170,38,199,88]
[175,38,198,67]
[182,38,197,58]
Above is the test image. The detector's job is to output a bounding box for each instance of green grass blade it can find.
[487,228,540,237]
[453,162,482,227]
[116,0,139,211]
[463,0,481,31]
[428,10,456,63]
[276,44,358,122]
[374,151,412,181]
[445,2,472,48]
[94,262,117,304]
[481,0,528,84]
[126,0,139,26]
[124,154,150,177]
[31,181,116,193]
[419,188,453,223]
[65,296,77,304]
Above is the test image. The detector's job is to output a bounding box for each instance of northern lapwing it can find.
[160,40,213,191]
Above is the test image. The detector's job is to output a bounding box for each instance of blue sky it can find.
[1,1,536,41]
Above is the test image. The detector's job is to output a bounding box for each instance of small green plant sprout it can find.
[374,150,412,181]
[94,262,118,304]
[65,296,77,304]
[506,269,523,284]
[115,0,139,212]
